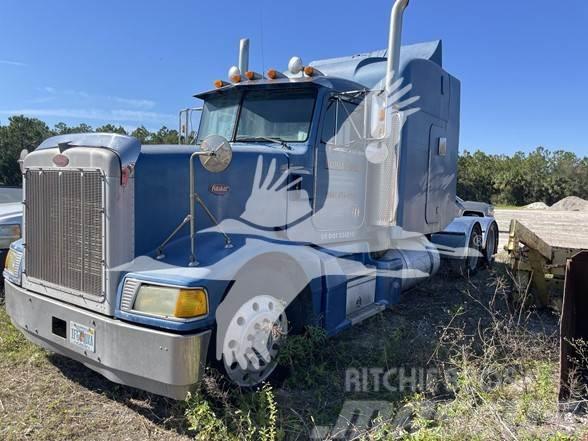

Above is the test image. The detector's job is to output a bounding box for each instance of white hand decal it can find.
[240,156,311,228]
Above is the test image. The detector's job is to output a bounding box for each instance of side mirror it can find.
[18,149,29,173]
[200,135,232,173]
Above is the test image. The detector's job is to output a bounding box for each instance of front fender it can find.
[114,235,340,333]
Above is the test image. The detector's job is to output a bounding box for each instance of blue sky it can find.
[1,0,586,155]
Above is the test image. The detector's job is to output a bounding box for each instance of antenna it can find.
[259,1,266,72]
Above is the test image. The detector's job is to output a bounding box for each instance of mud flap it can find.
[559,251,588,401]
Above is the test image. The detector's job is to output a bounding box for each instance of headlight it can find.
[0,224,21,249]
[5,248,15,270]
[133,285,208,319]
[3,247,23,284]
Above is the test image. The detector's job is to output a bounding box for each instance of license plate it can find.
[69,321,95,352]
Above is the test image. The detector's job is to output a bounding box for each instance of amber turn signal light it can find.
[266,69,278,80]
[214,79,229,88]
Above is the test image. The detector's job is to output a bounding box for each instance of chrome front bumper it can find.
[4,281,211,400]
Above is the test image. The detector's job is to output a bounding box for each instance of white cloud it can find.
[110,96,156,109]
[0,59,26,67]
[38,87,156,110]
[0,108,175,124]
[27,96,56,104]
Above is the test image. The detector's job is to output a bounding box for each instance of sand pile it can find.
[525,202,549,210]
[549,196,588,211]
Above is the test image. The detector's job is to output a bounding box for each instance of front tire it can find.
[215,255,313,388]
[222,295,288,387]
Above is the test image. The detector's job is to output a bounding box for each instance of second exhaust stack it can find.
[239,38,250,74]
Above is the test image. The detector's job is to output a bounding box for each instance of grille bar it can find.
[25,169,104,298]
[120,278,140,311]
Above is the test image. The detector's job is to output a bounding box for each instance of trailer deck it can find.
[494,209,588,307]
[495,209,588,251]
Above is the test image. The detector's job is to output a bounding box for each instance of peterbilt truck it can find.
[4,0,498,399]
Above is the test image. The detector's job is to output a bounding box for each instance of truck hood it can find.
[0,202,23,224]
[133,144,290,257]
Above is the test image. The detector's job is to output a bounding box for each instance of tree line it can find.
[1,115,586,207]
[457,148,588,206]
[0,116,179,186]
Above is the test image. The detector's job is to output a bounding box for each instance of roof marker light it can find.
[303,66,315,76]
[214,80,229,88]
[245,71,261,80]
[266,69,279,80]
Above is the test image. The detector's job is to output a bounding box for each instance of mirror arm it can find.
[155,214,192,260]
[189,151,233,267]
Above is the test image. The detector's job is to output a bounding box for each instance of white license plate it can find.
[69,321,96,352]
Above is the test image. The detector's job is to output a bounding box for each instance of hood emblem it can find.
[209,184,230,196]
[52,154,69,167]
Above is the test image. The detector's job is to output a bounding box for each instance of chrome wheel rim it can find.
[467,230,483,271]
[222,295,287,387]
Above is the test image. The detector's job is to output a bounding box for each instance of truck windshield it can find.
[197,88,316,144]
[196,93,240,143]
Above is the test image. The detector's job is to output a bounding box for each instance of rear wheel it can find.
[483,222,499,267]
[450,223,483,276]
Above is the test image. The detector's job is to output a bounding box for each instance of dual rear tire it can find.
[450,221,498,276]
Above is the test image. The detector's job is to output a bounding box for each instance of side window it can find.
[321,96,365,149]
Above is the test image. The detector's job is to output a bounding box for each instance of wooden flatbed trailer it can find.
[497,209,588,307]
[496,211,588,401]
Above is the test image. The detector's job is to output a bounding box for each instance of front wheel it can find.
[221,295,288,387]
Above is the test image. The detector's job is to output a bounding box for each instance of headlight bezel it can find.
[3,245,23,285]
[121,278,209,322]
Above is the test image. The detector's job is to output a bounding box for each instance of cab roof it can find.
[194,74,365,100]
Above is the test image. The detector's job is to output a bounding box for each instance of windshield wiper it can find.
[235,136,293,151]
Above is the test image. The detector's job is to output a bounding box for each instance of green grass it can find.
[0,301,44,364]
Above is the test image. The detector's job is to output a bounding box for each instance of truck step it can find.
[337,258,377,281]
[347,303,386,326]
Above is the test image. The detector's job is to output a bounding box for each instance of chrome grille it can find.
[25,169,104,298]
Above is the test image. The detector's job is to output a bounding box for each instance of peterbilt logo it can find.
[52,154,69,167]
[209,184,230,196]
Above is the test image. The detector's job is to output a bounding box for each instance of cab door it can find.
[312,94,368,235]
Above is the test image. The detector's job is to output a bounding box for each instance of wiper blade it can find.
[235,136,292,150]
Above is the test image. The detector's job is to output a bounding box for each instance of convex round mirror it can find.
[200,135,233,173]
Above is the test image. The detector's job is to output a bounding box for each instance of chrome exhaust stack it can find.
[367,0,410,228]
[385,0,409,93]
[238,38,250,75]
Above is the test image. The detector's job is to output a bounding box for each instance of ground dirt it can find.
[524,202,549,210]
[549,196,588,212]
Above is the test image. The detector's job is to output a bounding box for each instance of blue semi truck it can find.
[4,0,498,399]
